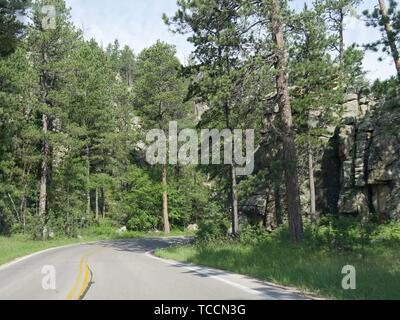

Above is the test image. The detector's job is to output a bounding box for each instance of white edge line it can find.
[145,251,280,300]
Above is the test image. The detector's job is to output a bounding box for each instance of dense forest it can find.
[0,0,399,246]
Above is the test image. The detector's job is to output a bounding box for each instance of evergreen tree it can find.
[165,0,256,235]
[119,45,135,87]
[27,0,81,238]
[289,4,343,224]
[323,0,362,65]
[0,0,28,57]
[0,47,39,235]
[66,39,118,223]
[269,0,304,242]
[364,0,400,78]
[133,41,189,234]
[166,0,306,241]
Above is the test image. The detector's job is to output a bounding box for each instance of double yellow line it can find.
[66,251,96,300]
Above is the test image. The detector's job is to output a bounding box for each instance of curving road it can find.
[0,238,306,300]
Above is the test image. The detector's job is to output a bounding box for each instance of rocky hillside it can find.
[240,93,400,225]
[320,94,400,222]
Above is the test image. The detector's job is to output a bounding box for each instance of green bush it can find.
[197,220,229,243]
[118,165,162,230]
[238,224,270,245]
[302,215,383,251]
[311,217,357,250]
[372,223,400,243]
[127,210,159,231]
[196,204,230,243]
[92,219,118,236]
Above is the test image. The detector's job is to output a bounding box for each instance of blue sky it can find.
[65,0,396,81]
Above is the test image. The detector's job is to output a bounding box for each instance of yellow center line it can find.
[78,261,91,299]
[66,248,105,300]
[66,257,85,300]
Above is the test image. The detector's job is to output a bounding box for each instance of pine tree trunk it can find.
[86,190,91,216]
[66,186,71,236]
[263,192,271,229]
[309,146,317,225]
[20,194,26,233]
[95,188,99,221]
[86,145,91,216]
[222,99,239,235]
[20,165,28,233]
[38,113,49,239]
[231,164,239,235]
[379,0,400,77]
[274,186,283,226]
[339,8,345,66]
[162,164,171,234]
[102,188,106,219]
[271,0,304,243]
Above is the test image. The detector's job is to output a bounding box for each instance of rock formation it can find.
[239,91,400,225]
[322,93,400,222]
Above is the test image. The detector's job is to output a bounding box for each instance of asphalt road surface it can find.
[0,238,306,300]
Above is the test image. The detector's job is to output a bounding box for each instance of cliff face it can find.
[240,93,400,225]
[322,94,400,222]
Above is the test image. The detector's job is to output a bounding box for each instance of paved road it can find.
[0,238,306,300]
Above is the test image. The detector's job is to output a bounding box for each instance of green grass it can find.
[0,229,194,266]
[156,238,400,300]
[0,234,102,266]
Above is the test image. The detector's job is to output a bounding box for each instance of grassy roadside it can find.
[0,234,102,266]
[0,229,194,266]
[156,236,400,300]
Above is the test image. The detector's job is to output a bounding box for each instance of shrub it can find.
[197,219,229,243]
[303,215,382,251]
[92,219,118,236]
[312,217,357,250]
[372,223,400,243]
[127,210,159,231]
[238,224,270,245]
[196,204,230,243]
[118,165,162,230]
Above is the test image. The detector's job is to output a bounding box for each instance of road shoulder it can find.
[146,250,320,300]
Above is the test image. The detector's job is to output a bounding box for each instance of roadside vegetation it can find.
[0,234,101,266]
[157,220,400,300]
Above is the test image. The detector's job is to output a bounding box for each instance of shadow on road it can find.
[90,237,192,253]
